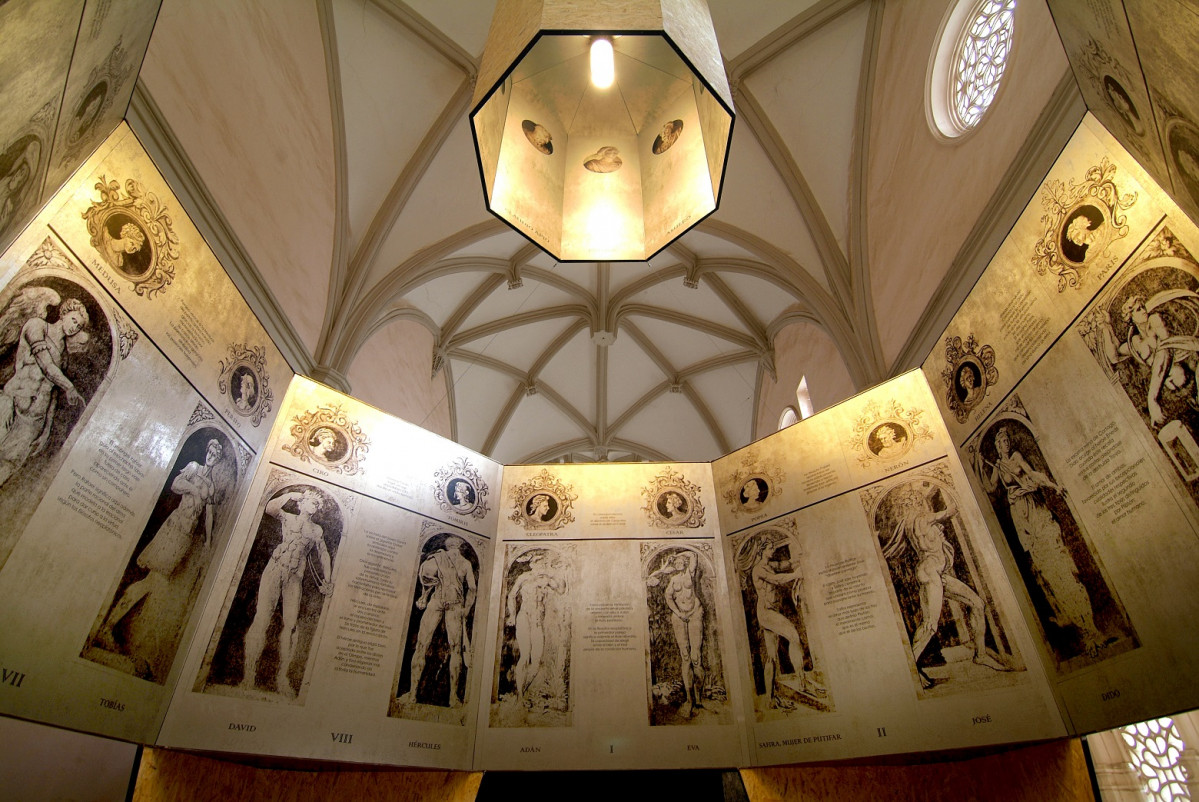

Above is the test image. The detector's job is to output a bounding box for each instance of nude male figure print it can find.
[507,551,566,704]
[241,489,334,695]
[402,536,477,707]
[881,485,1008,689]
[647,551,706,717]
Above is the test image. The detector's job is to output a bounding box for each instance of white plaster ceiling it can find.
[136,0,1077,464]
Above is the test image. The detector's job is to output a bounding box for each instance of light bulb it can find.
[590,37,614,89]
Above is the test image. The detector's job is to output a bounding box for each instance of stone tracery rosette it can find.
[941,334,998,424]
[83,176,181,297]
[1032,157,1136,292]
[848,399,933,465]
[508,469,576,531]
[721,449,785,518]
[281,403,369,475]
[641,468,705,529]
[434,457,490,520]
[218,343,274,427]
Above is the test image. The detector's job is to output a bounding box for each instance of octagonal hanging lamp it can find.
[470,0,735,262]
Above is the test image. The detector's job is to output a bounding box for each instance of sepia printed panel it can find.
[922,117,1167,443]
[0,123,286,744]
[1123,0,1199,226]
[1046,0,1170,183]
[0,234,237,741]
[157,378,497,769]
[474,461,747,771]
[863,462,1028,699]
[191,471,349,707]
[952,213,1199,735]
[711,372,946,535]
[41,124,293,451]
[719,374,1066,767]
[0,0,85,253]
[80,407,249,686]
[966,398,1139,677]
[268,376,504,535]
[42,0,161,196]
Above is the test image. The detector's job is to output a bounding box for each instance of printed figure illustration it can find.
[869,422,909,459]
[0,102,52,247]
[0,268,116,570]
[218,342,273,426]
[522,120,553,155]
[84,177,180,297]
[659,491,689,520]
[508,469,577,530]
[848,399,933,466]
[282,403,369,475]
[392,530,480,723]
[81,424,239,683]
[1079,228,1199,506]
[309,426,346,461]
[1103,75,1145,138]
[942,335,998,423]
[721,450,785,518]
[1032,157,1136,292]
[449,480,475,512]
[652,119,683,155]
[584,146,623,173]
[740,478,768,510]
[1162,107,1199,213]
[491,545,571,728]
[70,82,108,146]
[233,369,258,412]
[529,493,555,520]
[56,41,132,169]
[0,288,88,488]
[1170,122,1199,209]
[970,404,1138,674]
[642,467,705,528]
[0,134,42,241]
[865,468,1023,697]
[880,485,1011,689]
[433,457,490,519]
[642,544,728,725]
[1074,38,1149,147]
[196,482,342,703]
[733,523,830,720]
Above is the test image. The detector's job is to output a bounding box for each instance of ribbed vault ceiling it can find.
[135,0,1076,464]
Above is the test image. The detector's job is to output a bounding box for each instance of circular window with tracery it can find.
[927,0,1016,140]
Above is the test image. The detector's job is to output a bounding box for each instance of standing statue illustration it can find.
[507,551,566,703]
[94,439,232,675]
[241,489,334,695]
[647,551,706,717]
[401,535,477,707]
[880,485,1009,688]
[738,532,826,710]
[0,286,90,487]
[974,427,1105,654]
